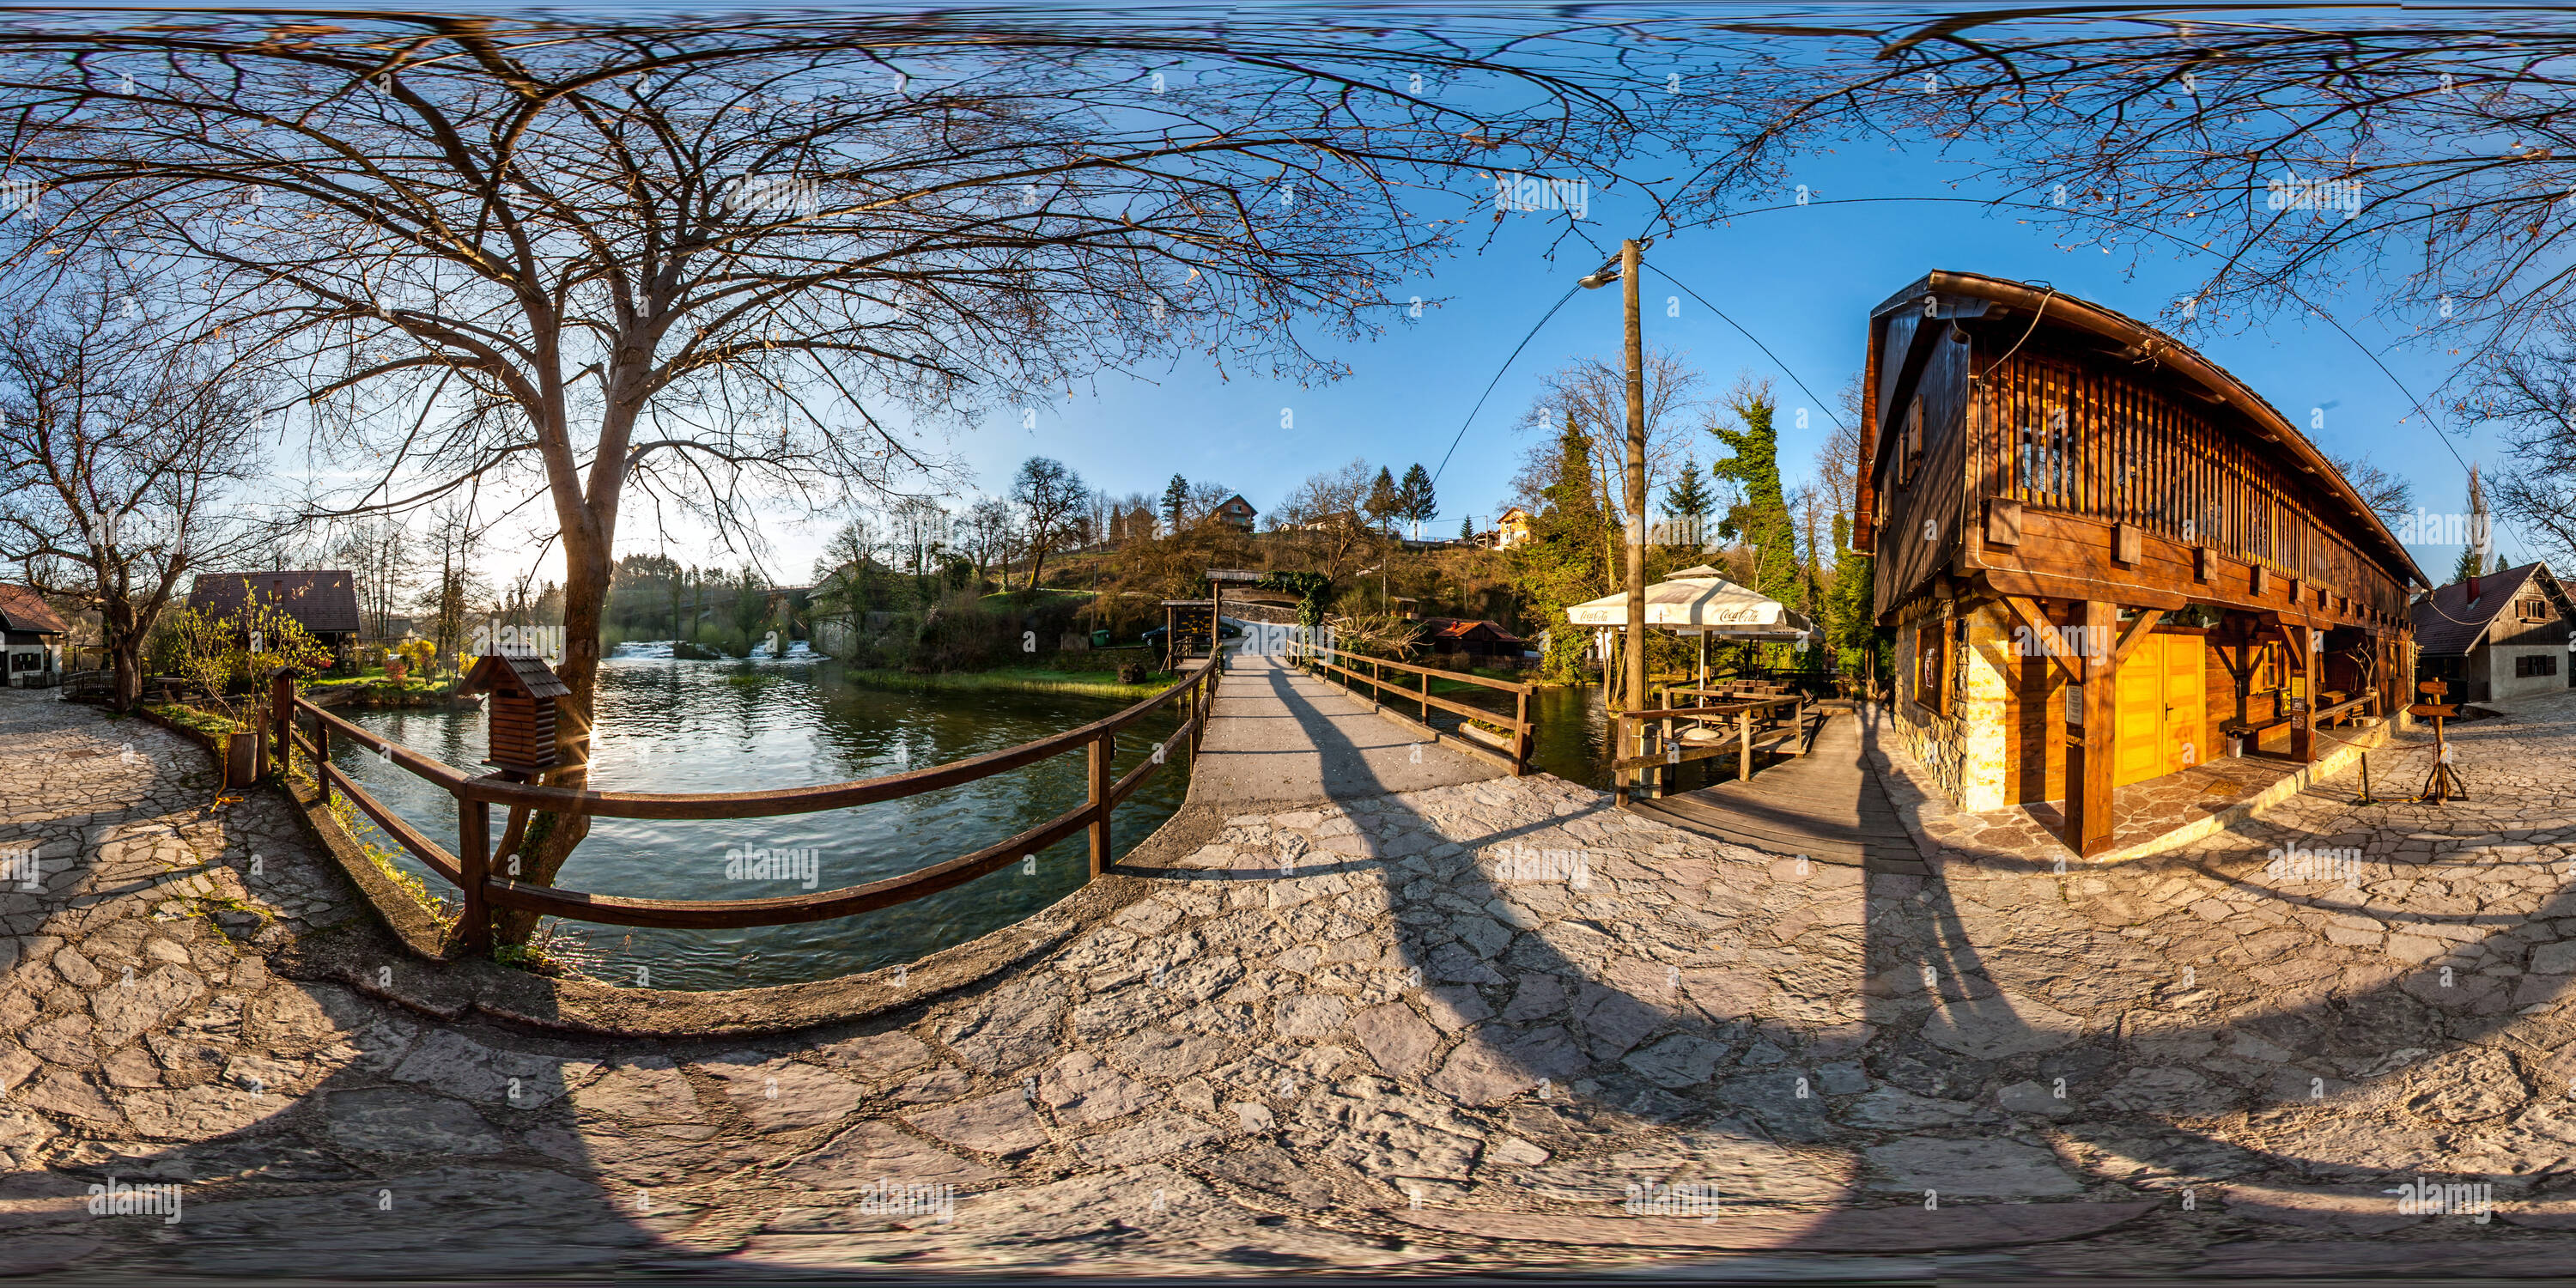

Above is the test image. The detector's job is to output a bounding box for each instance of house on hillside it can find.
[1478,507,1534,550]
[0,584,69,687]
[187,571,364,667]
[2412,562,2575,702]
[1858,270,2424,856]
[1212,494,1258,532]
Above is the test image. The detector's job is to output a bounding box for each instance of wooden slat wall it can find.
[1870,325,1976,619]
[1975,344,2406,618]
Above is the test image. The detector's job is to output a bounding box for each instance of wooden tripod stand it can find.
[2410,679,2468,803]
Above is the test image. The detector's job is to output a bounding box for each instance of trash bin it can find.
[1091,629,1111,648]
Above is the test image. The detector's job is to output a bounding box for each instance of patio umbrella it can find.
[1565,566,1818,690]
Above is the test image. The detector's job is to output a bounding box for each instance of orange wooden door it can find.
[2161,634,2205,771]
[2112,634,2206,787]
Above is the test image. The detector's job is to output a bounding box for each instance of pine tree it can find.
[2453,464,2491,586]
[1161,474,1189,532]
[1364,465,1402,532]
[1662,453,1713,547]
[1520,410,1611,680]
[1460,516,1475,542]
[1398,463,1437,533]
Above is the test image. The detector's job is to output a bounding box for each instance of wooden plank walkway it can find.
[1627,708,1929,875]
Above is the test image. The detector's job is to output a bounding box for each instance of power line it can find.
[1648,263,1848,433]
[1428,282,1580,489]
[1642,192,2520,573]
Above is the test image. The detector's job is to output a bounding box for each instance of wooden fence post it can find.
[458,787,491,957]
[1738,709,1753,781]
[1087,733,1113,878]
[268,669,295,781]
[1513,687,1530,776]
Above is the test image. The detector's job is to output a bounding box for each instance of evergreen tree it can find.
[1397,462,1438,533]
[1710,378,1798,608]
[1364,465,1402,532]
[1662,453,1714,547]
[1825,511,1876,683]
[2454,463,2492,586]
[1517,410,1611,680]
[1460,515,1475,543]
[1161,474,1190,532]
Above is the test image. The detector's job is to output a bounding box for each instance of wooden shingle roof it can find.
[187,571,362,635]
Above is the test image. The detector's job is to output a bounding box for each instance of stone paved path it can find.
[10,683,2576,1279]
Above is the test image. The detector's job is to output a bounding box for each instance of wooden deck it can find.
[1627,708,1928,875]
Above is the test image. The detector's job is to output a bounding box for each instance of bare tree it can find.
[957,497,1018,589]
[334,519,415,648]
[2483,331,2576,568]
[1519,349,1703,545]
[0,14,1695,940]
[1273,458,1384,582]
[0,269,264,710]
[1012,458,1087,591]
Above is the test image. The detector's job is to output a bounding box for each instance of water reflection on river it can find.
[329,643,1184,990]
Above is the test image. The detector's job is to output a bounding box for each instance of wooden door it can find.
[2112,634,2206,787]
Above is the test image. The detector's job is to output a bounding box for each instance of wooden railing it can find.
[1285,641,1534,775]
[1612,694,1806,799]
[268,659,1223,956]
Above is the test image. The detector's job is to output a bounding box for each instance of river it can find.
[326,642,1186,991]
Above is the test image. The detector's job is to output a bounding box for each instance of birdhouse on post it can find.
[457,653,571,775]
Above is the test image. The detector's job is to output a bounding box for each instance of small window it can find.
[1899,398,1925,488]
[1914,621,1948,716]
[2517,653,2559,678]
[2520,598,2551,623]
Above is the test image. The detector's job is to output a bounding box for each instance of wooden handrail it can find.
[289,658,1222,951]
[1303,653,1522,727]
[318,759,463,886]
[1301,648,1535,694]
[484,794,1099,930]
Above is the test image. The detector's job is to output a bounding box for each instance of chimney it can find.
[2468,570,2482,605]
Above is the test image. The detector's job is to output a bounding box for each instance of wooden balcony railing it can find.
[268,659,1222,956]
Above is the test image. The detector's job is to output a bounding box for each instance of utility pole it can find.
[1619,240,1649,714]
[1582,238,1651,713]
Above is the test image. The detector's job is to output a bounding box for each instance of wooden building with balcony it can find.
[1856,271,2426,855]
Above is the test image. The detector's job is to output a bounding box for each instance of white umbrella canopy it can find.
[1564,566,1818,641]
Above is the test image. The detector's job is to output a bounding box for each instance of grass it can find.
[144,702,244,737]
[835,665,1176,700]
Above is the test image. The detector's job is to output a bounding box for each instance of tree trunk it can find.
[489,522,610,947]
[110,641,142,713]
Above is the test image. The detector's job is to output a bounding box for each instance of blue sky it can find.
[598,138,2526,590]
[909,139,2523,582]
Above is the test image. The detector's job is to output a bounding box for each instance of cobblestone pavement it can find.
[9,683,2576,1279]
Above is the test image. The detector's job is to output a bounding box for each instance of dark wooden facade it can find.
[1857,271,2426,854]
